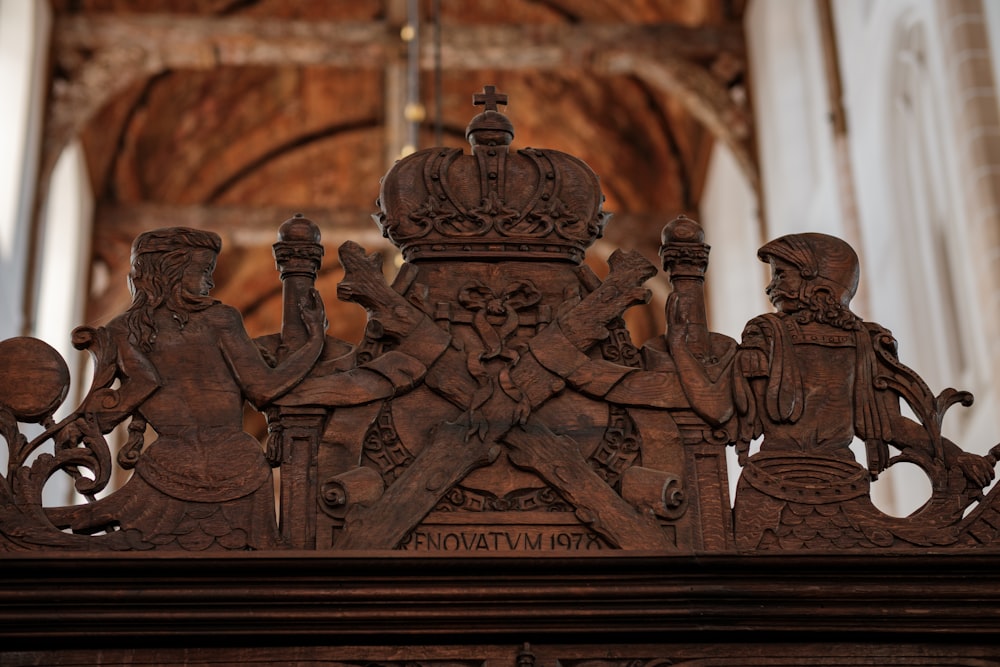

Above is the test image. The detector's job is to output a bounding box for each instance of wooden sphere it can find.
[0,337,70,422]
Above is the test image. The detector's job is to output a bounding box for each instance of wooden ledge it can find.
[2,551,999,649]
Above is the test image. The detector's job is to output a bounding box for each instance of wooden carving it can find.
[1,86,998,553]
[668,232,998,549]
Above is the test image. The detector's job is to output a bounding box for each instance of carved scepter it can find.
[269,213,326,548]
[660,215,711,361]
[273,214,325,354]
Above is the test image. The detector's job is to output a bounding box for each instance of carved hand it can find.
[955,450,996,489]
[298,288,328,338]
[558,249,655,350]
[665,292,689,351]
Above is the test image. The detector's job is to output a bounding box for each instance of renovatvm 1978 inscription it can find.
[399,527,609,553]
[0,86,998,554]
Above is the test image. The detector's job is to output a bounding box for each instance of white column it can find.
[0,0,51,340]
[36,140,95,420]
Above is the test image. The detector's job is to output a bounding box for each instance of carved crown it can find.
[374,86,609,264]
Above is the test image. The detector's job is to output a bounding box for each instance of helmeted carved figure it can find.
[757,232,860,309]
[673,232,996,549]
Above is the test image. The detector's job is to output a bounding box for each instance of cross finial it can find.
[473,85,508,112]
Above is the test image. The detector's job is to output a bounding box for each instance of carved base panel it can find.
[3,553,1000,665]
[7,643,1000,666]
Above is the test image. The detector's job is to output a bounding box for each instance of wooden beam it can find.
[54,15,744,70]
[93,202,390,248]
[597,51,756,189]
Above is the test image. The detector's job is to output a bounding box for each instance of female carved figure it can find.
[52,227,325,550]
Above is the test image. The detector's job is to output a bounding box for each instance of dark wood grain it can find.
[2,87,998,557]
[3,80,1000,666]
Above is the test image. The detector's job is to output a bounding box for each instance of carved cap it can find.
[273,213,324,275]
[659,215,709,276]
[375,85,608,263]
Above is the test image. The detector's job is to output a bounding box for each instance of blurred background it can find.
[3,0,1000,515]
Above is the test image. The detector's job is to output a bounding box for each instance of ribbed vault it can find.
[45,0,752,350]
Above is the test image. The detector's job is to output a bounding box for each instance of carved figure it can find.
[0,217,462,551]
[669,232,996,549]
[45,228,326,550]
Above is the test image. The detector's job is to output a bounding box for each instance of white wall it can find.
[0,0,50,341]
[835,0,999,454]
[0,1,96,506]
[37,140,95,419]
[733,0,1000,515]
[700,143,767,341]
[745,0,846,241]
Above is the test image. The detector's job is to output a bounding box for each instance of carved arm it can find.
[68,324,161,434]
[664,293,737,426]
[278,318,451,407]
[219,296,326,408]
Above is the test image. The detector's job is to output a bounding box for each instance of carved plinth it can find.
[265,214,328,548]
[660,214,711,358]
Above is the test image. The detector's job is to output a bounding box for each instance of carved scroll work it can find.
[253,91,1000,553]
[3,86,999,553]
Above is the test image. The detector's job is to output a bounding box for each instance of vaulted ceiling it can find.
[45,0,752,345]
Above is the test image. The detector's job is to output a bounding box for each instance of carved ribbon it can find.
[458,280,542,429]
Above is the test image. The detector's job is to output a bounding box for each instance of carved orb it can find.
[661,215,705,245]
[278,213,321,244]
[0,337,70,422]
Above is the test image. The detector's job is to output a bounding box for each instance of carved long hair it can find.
[125,227,222,352]
[792,286,862,330]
